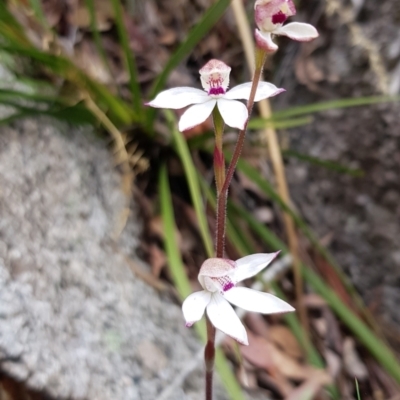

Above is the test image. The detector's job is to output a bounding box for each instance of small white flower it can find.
[182,253,295,345]
[254,0,319,53]
[146,59,284,132]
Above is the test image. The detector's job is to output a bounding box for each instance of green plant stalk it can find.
[159,165,245,400]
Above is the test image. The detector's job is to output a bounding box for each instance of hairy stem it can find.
[215,48,267,259]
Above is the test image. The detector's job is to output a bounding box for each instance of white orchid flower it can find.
[182,253,295,345]
[254,0,319,53]
[146,59,284,132]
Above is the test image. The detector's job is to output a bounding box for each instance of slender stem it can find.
[205,317,216,400]
[215,48,267,259]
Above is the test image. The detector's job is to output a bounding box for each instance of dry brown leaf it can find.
[303,293,327,308]
[294,40,325,93]
[73,38,113,84]
[236,363,259,389]
[68,0,114,30]
[343,337,368,380]
[148,243,166,278]
[284,370,332,400]
[268,325,304,361]
[324,349,342,379]
[241,331,328,382]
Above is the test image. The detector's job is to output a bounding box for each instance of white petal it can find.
[274,22,319,41]
[178,100,216,132]
[233,252,280,283]
[254,29,278,53]
[225,82,285,102]
[146,87,209,109]
[207,294,248,345]
[217,98,248,130]
[182,290,211,326]
[224,287,295,314]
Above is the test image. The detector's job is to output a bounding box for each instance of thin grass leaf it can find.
[248,115,313,130]
[232,199,400,386]
[355,379,361,400]
[235,157,372,321]
[110,0,142,116]
[283,149,364,177]
[165,110,214,258]
[159,164,193,298]
[0,44,135,125]
[0,89,67,105]
[0,3,32,47]
[146,0,231,129]
[159,165,245,400]
[271,96,400,119]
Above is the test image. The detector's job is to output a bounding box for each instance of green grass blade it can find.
[271,96,400,119]
[159,165,245,400]
[248,115,313,130]
[232,201,400,386]
[159,164,193,298]
[235,157,366,310]
[0,44,134,125]
[165,110,214,258]
[0,89,67,105]
[146,0,231,128]
[110,0,142,116]
[0,3,32,47]
[283,149,364,177]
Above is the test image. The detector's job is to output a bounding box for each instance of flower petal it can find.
[224,287,295,314]
[146,87,209,109]
[255,29,279,53]
[274,22,319,41]
[178,100,216,132]
[217,98,248,130]
[182,290,211,327]
[225,82,285,102]
[207,294,249,345]
[232,252,280,283]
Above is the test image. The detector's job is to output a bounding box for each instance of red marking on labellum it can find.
[223,282,235,292]
[185,322,194,327]
[272,11,287,24]
[213,147,224,167]
[209,87,225,95]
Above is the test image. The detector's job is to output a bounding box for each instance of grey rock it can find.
[0,119,216,399]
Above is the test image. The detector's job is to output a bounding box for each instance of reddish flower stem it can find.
[205,317,216,400]
[215,48,267,258]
